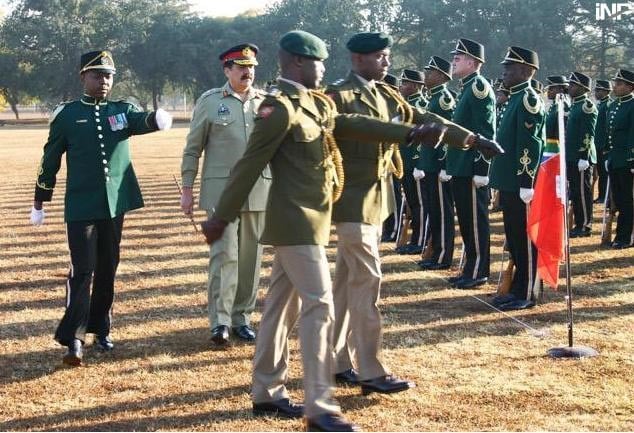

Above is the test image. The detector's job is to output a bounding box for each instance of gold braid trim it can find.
[377,84,415,180]
[311,90,345,202]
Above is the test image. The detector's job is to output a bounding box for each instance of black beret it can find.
[80,50,116,74]
[279,30,329,60]
[346,32,393,54]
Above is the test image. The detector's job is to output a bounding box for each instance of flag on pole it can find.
[527,154,563,288]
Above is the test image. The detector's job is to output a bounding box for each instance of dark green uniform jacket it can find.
[35,95,159,221]
[416,84,455,173]
[605,93,634,169]
[213,79,414,246]
[490,81,545,192]
[594,96,611,160]
[565,94,597,164]
[325,72,471,226]
[544,96,570,154]
[446,72,496,177]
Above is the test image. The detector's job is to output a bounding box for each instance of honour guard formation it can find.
[20,20,633,432]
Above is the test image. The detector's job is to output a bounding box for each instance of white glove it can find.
[631,168,634,174]
[413,168,425,180]
[577,159,590,172]
[520,188,534,204]
[155,108,173,131]
[473,175,489,188]
[30,207,45,226]
[439,169,452,182]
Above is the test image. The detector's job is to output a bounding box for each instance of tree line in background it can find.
[0,0,632,118]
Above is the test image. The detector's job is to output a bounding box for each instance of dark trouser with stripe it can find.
[420,173,454,266]
[610,167,634,245]
[500,192,538,300]
[567,163,593,231]
[382,177,402,240]
[451,176,490,279]
[55,215,124,346]
[401,173,424,246]
[596,154,608,201]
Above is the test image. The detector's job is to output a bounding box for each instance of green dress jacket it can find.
[490,81,545,192]
[446,72,496,177]
[544,95,570,154]
[605,93,634,170]
[213,79,415,246]
[565,94,597,164]
[35,95,159,221]
[594,96,611,160]
[415,84,456,173]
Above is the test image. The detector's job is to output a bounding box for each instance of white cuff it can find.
[520,188,534,204]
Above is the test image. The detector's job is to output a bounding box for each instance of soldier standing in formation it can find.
[417,56,457,271]
[594,79,612,203]
[200,29,460,432]
[30,50,172,365]
[605,69,634,249]
[180,44,270,346]
[566,72,597,238]
[489,46,545,311]
[447,38,495,289]
[543,75,570,161]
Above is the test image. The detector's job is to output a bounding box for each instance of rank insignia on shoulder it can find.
[108,113,128,131]
[256,105,275,119]
[439,93,455,111]
[472,79,490,99]
[49,102,69,124]
[523,91,541,114]
[582,100,597,115]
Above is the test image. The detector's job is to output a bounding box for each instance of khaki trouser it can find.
[332,222,388,380]
[252,245,340,418]
[206,210,265,329]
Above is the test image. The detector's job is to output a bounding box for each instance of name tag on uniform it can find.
[108,113,128,131]
[75,119,88,123]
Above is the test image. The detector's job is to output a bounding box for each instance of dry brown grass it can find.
[1,125,633,431]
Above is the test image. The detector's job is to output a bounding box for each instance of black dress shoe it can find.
[253,398,303,419]
[211,325,230,346]
[63,339,83,366]
[498,299,535,311]
[381,233,396,242]
[426,262,451,270]
[95,334,114,351]
[232,325,256,341]
[490,294,517,307]
[455,276,488,289]
[398,244,423,255]
[417,259,435,269]
[335,368,359,385]
[569,228,583,238]
[611,241,631,249]
[447,275,465,284]
[305,413,359,432]
[360,374,415,395]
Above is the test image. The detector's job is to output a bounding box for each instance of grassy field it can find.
[0,125,632,431]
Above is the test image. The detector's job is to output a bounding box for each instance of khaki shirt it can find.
[181,82,271,211]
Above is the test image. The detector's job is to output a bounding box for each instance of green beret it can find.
[346,32,393,54]
[279,30,329,61]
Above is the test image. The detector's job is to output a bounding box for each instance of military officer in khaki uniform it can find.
[489,46,545,311]
[30,50,172,365]
[200,30,457,432]
[325,32,501,395]
[566,72,597,238]
[180,44,270,346]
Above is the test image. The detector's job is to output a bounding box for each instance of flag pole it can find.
[547,93,598,359]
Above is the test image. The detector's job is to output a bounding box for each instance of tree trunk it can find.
[152,88,159,111]
[10,101,19,119]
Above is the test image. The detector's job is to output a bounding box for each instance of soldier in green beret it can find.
[489,46,545,311]
[200,29,451,432]
[397,68,430,255]
[325,31,501,397]
[180,43,270,347]
[416,56,457,270]
[566,72,597,238]
[594,79,612,203]
[447,38,496,289]
[605,69,634,249]
[544,75,571,160]
[30,50,172,366]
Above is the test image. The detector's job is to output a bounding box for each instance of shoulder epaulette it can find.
[439,90,455,111]
[582,99,597,115]
[49,101,70,124]
[199,88,223,101]
[113,98,142,111]
[522,88,542,114]
[472,76,491,99]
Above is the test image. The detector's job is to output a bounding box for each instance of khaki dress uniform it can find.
[181,82,271,331]
[212,77,417,417]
